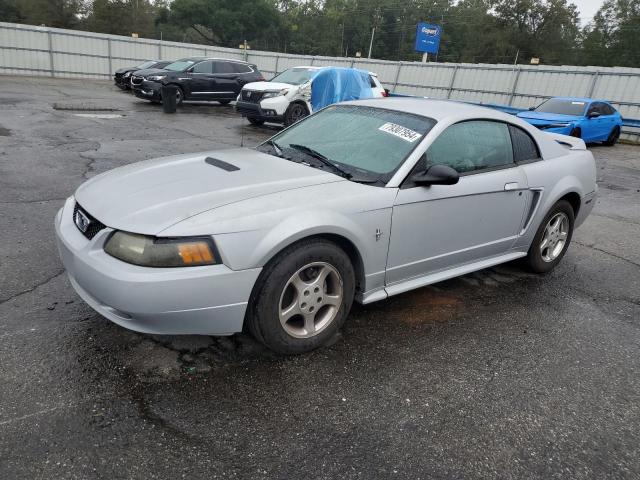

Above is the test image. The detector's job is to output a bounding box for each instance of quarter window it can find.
[426,120,514,174]
[192,61,213,74]
[509,125,540,163]
[231,63,252,74]
[213,61,235,74]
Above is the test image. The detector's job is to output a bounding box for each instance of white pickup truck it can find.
[235,66,388,126]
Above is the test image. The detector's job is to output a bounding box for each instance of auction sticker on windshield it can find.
[379,122,422,142]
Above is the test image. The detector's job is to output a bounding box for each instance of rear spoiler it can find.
[543,132,587,150]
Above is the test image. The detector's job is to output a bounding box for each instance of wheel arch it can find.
[558,191,581,217]
[256,232,366,296]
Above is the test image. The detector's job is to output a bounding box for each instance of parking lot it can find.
[1,75,639,479]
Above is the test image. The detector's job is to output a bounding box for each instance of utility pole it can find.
[368,27,375,59]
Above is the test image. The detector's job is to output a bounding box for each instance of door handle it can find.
[504,182,519,191]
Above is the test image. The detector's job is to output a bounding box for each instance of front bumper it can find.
[114,76,130,89]
[132,80,162,101]
[235,100,284,122]
[54,197,261,335]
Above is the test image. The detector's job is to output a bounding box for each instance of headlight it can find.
[147,75,166,81]
[123,71,131,78]
[549,122,571,128]
[262,89,289,99]
[104,231,219,267]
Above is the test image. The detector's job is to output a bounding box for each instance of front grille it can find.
[241,90,263,103]
[131,75,143,85]
[73,202,106,240]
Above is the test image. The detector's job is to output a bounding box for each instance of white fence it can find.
[1,21,639,140]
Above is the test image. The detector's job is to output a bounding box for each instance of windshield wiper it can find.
[265,139,284,157]
[287,144,353,179]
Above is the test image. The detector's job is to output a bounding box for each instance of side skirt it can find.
[359,251,527,304]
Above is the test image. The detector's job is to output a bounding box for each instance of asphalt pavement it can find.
[0,76,639,479]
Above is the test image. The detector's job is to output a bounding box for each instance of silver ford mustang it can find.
[55,98,597,354]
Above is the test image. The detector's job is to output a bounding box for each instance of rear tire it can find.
[247,117,265,126]
[525,200,575,273]
[246,239,355,355]
[604,126,620,146]
[284,103,309,127]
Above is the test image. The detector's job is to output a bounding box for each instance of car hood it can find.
[115,66,137,74]
[134,68,169,78]
[242,81,298,92]
[75,148,342,235]
[516,111,582,125]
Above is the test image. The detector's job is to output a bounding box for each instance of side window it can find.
[509,125,540,163]
[588,102,605,116]
[231,63,252,74]
[369,75,377,88]
[426,121,514,174]
[192,61,213,74]
[213,61,236,74]
[604,104,616,115]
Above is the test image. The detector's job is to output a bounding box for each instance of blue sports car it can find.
[517,97,623,146]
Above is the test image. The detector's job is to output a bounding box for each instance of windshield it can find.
[262,105,436,182]
[136,61,156,69]
[535,98,587,116]
[164,59,196,72]
[270,68,318,85]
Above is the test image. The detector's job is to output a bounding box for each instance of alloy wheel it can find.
[278,262,343,338]
[540,212,570,262]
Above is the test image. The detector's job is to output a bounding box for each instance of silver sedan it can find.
[55,98,597,354]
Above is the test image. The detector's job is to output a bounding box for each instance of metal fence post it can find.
[310,56,315,65]
[47,29,54,77]
[274,55,279,75]
[446,65,459,99]
[393,62,403,91]
[107,38,112,75]
[158,41,162,59]
[508,67,522,106]
[587,71,600,97]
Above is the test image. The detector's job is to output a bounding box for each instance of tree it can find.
[581,0,640,67]
[83,0,156,38]
[162,0,284,49]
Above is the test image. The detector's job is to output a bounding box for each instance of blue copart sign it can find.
[415,22,441,54]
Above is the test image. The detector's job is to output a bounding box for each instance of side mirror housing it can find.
[587,111,601,119]
[528,106,536,111]
[411,164,459,186]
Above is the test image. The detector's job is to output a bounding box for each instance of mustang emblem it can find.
[74,208,90,233]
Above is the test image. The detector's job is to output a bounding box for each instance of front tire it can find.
[246,239,355,355]
[570,127,581,138]
[284,103,309,127]
[525,200,575,273]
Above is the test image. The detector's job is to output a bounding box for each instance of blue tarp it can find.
[310,67,374,111]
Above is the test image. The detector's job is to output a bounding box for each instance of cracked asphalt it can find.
[1,76,639,479]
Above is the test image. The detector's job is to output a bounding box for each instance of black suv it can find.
[131,57,264,105]
[114,60,171,90]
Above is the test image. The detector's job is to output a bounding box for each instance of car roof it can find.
[548,96,613,104]
[288,65,378,77]
[344,97,519,122]
[178,57,250,64]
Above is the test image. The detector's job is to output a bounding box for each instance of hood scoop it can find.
[205,157,240,172]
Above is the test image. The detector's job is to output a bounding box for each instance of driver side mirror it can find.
[587,111,601,119]
[411,164,459,186]
[528,106,536,111]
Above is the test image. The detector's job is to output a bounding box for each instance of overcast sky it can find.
[572,0,605,24]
